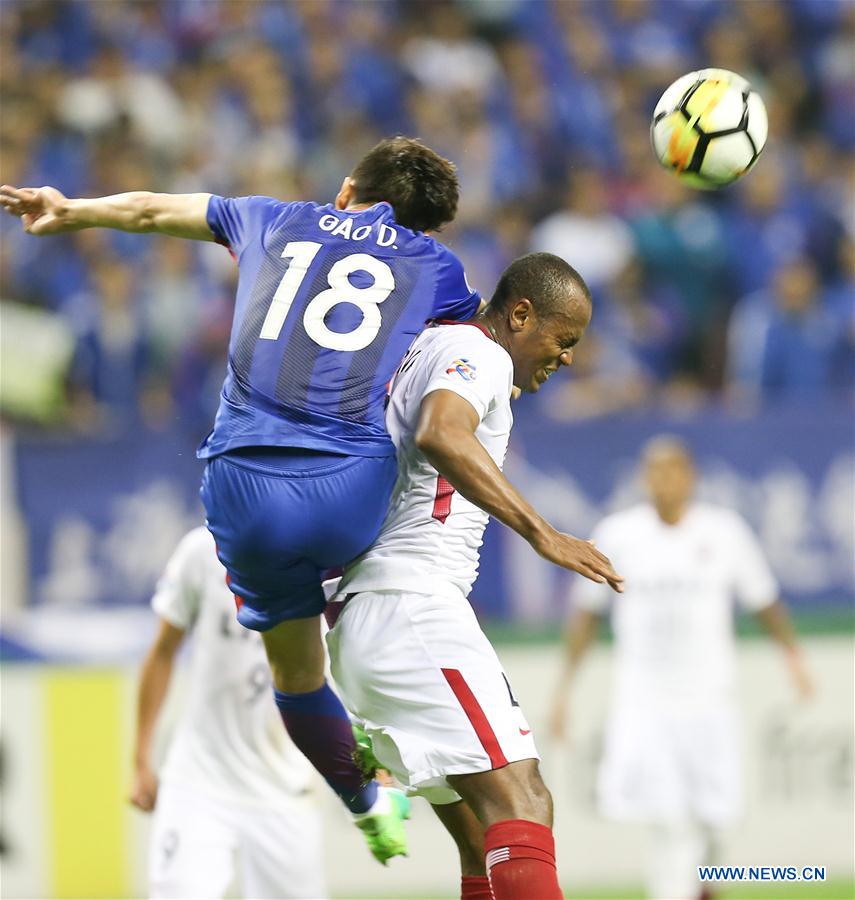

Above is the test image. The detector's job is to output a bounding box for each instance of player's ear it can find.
[509,298,533,333]
[335,177,355,210]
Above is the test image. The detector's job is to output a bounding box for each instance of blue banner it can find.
[15,428,205,609]
[469,402,854,621]
[12,402,854,620]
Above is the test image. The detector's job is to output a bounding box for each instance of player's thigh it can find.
[237,803,327,899]
[148,784,236,899]
[328,592,538,791]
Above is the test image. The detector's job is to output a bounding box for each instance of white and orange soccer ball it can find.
[651,68,768,189]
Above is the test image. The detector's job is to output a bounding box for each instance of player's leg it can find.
[201,450,407,860]
[646,819,708,900]
[329,590,560,899]
[449,760,562,900]
[261,614,379,813]
[236,799,328,900]
[432,799,491,900]
[148,783,236,899]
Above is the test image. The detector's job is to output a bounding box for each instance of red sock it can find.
[461,874,493,899]
[484,819,563,900]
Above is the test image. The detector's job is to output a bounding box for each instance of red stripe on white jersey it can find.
[441,667,508,769]
[432,475,455,524]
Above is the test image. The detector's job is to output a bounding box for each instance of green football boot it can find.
[350,723,410,864]
[353,785,411,865]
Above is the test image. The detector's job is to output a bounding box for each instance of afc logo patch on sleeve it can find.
[446,358,477,381]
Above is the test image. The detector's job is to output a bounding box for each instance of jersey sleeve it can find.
[206,195,288,257]
[151,530,206,631]
[422,331,510,422]
[430,246,482,321]
[727,512,779,611]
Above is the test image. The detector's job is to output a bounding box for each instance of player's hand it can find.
[0,184,73,235]
[532,528,624,592]
[129,764,159,812]
[786,649,815,701]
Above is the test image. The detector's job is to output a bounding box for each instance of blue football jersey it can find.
[199,196,481,458]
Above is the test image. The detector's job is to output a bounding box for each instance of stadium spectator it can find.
[726,257,850,404]
[549,436,813,900]
[2,0,852,422]
[529,167,635,294]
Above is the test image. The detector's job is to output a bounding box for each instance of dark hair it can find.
[489,252,591,319]
[350,136,459,233]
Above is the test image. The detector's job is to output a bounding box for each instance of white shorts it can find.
[598,701,741,828]
[327,590,538,805]
[149,781,327,899]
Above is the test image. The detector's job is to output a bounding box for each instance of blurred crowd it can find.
[0,0,852,435]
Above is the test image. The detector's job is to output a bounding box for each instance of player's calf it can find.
[449,760,562,900]
[433,800,491,900]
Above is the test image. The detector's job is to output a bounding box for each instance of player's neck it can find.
[478,312,510,353]
[656,503,687,526]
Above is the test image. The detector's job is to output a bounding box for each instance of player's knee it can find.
[451,760,554,828]
[265,649,324,693]
[517,765,553,827]
[268,661,324,694]
[262,621,326,693]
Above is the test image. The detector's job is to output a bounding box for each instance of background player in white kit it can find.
[327,253,624,900]
[130,527,327,900]
[549,437,813,900]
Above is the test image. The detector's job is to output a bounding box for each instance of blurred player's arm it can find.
[754,600,814,699]
[0,184,214,241]
[731,512,814,701]
[130,618,186,812]
[415,389,623,591]
[548,607,603,740]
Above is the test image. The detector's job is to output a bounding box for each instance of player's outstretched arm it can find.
[0,184,214,241]
[415,389,624,592]
[130,618,186,813]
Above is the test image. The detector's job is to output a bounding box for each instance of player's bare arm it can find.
[548,607,602,739]
[130,618,186,813]
[415,389,623,591]
[0,184,214,241]
[754,601,814,699]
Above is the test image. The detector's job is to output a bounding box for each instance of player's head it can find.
[642,435,696,520]
[484,252,592,393]
[337,136,459,233]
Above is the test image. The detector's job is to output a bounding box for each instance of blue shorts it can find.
[200,448,397,631]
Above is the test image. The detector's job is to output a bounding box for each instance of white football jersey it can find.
[339,322,514,600]
[152,527,316,808]
[576,503,778,704]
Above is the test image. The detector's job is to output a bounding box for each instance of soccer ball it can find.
[651,68,768,189]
